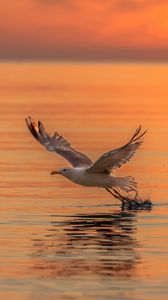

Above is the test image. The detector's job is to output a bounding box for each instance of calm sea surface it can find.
[0,62,168,300]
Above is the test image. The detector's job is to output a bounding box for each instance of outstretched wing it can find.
[87,126,147,174]
[25,117,92,168]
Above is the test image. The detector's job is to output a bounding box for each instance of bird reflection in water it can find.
[31,209,141,278]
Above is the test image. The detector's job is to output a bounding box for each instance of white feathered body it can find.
[62,168,136,192]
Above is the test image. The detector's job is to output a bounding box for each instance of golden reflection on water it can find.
[0,63,168,300]
[32,211,139,278]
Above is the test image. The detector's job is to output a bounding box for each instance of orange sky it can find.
[1,0,168,60]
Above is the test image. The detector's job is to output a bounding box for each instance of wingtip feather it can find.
[25,116,39,141]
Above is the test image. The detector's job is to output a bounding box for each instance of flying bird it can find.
[25,117,147,198]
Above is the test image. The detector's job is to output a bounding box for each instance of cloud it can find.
[113,0,166,12]
[114,0,143,11]
[34,0,167,13]
[35,0,74,8]
[37,0,69,4]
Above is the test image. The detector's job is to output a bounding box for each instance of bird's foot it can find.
[106,188,152,210]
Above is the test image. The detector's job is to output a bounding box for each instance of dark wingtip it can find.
[25,116,31,129]
[25,116,39,141]
[134,128,148,142]
[130,125,148,144]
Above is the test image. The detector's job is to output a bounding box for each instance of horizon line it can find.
[0,58,168,64]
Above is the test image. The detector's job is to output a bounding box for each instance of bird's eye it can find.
[63,168,67,172]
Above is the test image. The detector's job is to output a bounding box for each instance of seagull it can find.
[25,117,147,199]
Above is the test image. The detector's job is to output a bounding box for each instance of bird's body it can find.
[65,167,114,188]
[54,167,136,192]
[25,117,147,198]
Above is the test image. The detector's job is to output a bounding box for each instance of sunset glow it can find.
[1,0,168,60]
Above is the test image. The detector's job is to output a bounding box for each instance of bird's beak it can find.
[50,170,59,175]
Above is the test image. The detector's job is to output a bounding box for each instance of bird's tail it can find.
[113,176,137,192]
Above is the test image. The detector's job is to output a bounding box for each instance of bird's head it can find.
[51,167,73,179]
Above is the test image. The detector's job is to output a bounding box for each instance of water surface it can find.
[0,62,168,299]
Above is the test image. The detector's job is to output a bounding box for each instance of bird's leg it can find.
[105,188,116,197]
[105,188,128,205]
[112,188,133,204]
[134,190,139,200]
